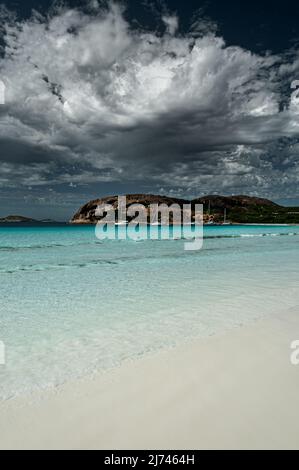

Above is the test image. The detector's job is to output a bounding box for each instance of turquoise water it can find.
[0,224,299,399]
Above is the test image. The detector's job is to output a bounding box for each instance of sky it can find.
[1,0,299,220]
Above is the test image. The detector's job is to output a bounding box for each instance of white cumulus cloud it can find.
[0,1,299,203]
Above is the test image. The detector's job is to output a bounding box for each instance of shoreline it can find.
[1,222,299,227]
[1,308,299,450]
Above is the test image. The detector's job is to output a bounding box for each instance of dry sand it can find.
[0,308,299,450]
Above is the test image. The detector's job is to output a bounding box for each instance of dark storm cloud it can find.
[0,0,299,217]
[0,137,63,164]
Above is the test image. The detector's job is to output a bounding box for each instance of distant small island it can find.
[0,215,37,223]
[0,215,57,224]
[71,194,299,225]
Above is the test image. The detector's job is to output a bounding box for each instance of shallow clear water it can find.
[0,224,299,399]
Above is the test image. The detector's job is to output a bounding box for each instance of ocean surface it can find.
[0,224,299,400]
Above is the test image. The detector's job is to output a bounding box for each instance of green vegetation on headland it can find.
[71,194,299,225]
[194,195,299,224]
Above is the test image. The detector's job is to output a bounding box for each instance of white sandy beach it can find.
[0,308,299,450]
